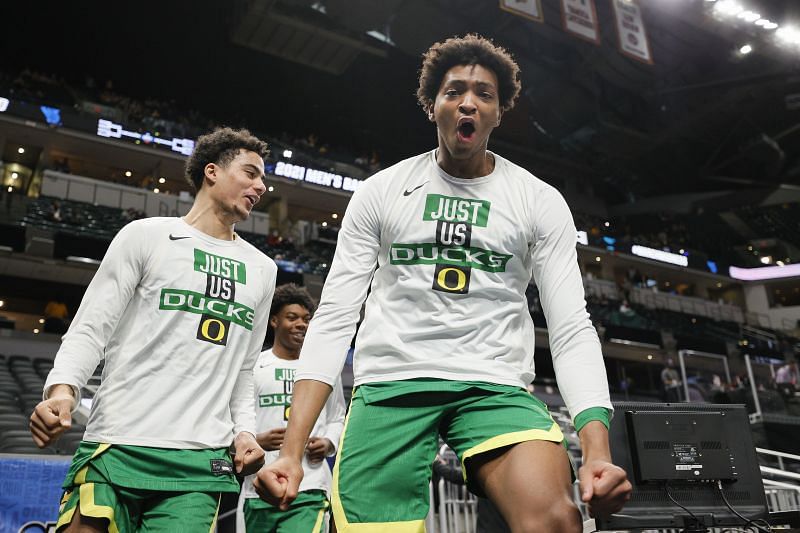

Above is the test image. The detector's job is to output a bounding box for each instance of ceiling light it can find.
[322,221,328,227]
[760,256,772,264]
[595,256,601,262]
[158,177,166,184]
[739,11,760,23]
[282,149,293,158]
[332,213,338,219]
[6,186,12,193]
[0,300,4,307]
[125,170,132,177]
[647,354,653,360]
[268,186,274,192]
[39,318,45,324]
[11,172,18,180]
[153,188,159,194]
[33,328,40,334]
[763,22,778,30]
[739,44,753,54]
[17,147,25,154]
[714,1,744,16]
[777,26,800,44]
[776,260,785,266]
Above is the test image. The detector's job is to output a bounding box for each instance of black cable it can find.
[664,481,702,524]
[716,480,772,533]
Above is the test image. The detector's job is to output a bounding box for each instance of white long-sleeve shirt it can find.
[296,150,611,418]
[44,217,276,448]
[242,349,346,498]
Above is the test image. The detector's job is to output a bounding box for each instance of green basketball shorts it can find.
[331,380,565,532]
[56,441,239,532]
[243,489,329,533]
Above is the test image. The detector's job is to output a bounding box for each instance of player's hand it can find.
[29,385,74,448]
[254,456,304,510]
[305,437,334,464]
[256,428,286,451]
[233,432,266,476]
[578,459,632,518]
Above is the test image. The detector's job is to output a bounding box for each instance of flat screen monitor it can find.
[595,402,769,531]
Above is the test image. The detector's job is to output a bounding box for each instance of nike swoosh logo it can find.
[169,234,191,240]
[403,182,428,196]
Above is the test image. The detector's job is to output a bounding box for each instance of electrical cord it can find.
[664,481,702,524]
[716,480,772,533]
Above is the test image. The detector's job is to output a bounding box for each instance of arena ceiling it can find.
[5,0,800,205]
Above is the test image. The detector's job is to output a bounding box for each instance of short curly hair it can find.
[269,283,317,320]
[184,127,270,191]
[417,34,521,114]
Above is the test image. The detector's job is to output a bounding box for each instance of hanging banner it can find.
[560,0,600,44]
[500,0,543,23]
[612,0,653,64]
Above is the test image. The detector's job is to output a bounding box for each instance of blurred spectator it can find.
[661,358,682,403]
[43,294,69,334]
[49,200,62,222]
[775,360,798,386]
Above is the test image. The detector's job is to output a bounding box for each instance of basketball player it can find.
[30,127,277,532]
[257,35,632,532]
[240,283,345,532]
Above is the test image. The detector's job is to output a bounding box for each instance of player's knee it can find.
[509,498,581,533]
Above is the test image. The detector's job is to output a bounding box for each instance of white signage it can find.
[729,263,800,281]
[500,0,543,22]
[631,245,688,267]
[274,161,362,193]
[577,230,588,246]
[96,119,195,156]
[561,0,600,44]
[612,0,653,64]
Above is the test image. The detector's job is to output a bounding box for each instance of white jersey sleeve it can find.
[530,187,612,417]
[295,178,382,385]
[44,221,146,406]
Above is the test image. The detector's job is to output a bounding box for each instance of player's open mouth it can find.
[457,119,476,142]
[291,332,305,342]
[244,195,258,208]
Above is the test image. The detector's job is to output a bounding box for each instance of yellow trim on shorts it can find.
[332,401,425,533]
[311,499,330,533]
[55,483,120,533]
[460,423,564,481]
[55,493,77,531]
[208,493,221,533]
[58,443,115,531]
[74,443,112,484]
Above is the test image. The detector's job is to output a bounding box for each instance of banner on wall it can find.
[612,0,653,64]
[0,456,70,533]
[561,0,600,44]
[499,0,543,22]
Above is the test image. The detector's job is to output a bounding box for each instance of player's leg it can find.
[136,491,220,532]
[471,440,581,532]
[444,386,580,533]
[331,388,442,532]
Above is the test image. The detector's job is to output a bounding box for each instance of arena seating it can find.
[0,354,83,455]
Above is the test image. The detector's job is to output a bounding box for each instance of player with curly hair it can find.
[239,283,345,532]
[31,127,278,532]
[257,35,631,532]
